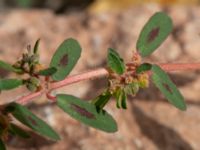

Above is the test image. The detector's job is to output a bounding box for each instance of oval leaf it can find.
[114,89,127,109]
[108,48,125,75]
[6,103,60,141]
[57,94,118,133]
[0,60,22,73]
[37,67,57,76]
[136,12,173,57]
[0,79,23,90]
[0,139,6,150]
[50,38,81,81]
[136,63,152,74]
[151,65,186,110]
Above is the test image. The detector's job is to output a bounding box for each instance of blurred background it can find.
[1,0,200,150]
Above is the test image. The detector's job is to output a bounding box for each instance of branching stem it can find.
[16,63,200,105]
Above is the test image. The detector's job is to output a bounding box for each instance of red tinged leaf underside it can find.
[147,27,160,43]
[70,104,96,119]
[27,116,38,126]
[59,54,68,67]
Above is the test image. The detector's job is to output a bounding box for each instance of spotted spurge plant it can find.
[0,12,199,149]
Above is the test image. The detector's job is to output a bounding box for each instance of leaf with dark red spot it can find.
[151,65,186,110]
[57,94,118,133]
[148,27,160,43]
[27,116,38,126]
[136,12,173,57]
[5,102,60,141]
[71,104,96,119]
[162,83,173,94]
[50,38,81,81]
[59,54,68,67]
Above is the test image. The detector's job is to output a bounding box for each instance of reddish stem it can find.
[50,68,109,90]
[15,63,200,105]
[46,90,57,102]
[16,90,44,105]
[159,63,200,72]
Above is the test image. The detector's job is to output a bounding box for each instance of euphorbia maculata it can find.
[0,11,200,149]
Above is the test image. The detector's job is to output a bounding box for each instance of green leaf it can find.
[91,90,111,110]
[136,63,152,74]
[114,89,127,109]
[0,60,23,73]
[33,39,40,54]
[108,48,126,75]
[37,67,57,76]
[151,65,186,110]
[9,123,30,138]
[57,94,118,133]
[121,90,127,109]
[0,79,23,90]
[6,103,60,141]
[136,12,173,57]
[0,139,6,150]
[50,38,82,81]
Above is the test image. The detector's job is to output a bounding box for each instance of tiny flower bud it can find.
[138,73,149,88]
[26,83,37,92]
[30,77,40,87]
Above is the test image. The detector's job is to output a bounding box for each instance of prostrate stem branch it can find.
[16,63,200,105]
[16,90,44,105]
[50,68,109,90]
[159,63,200,72]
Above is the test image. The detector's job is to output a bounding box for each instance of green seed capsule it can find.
[30,77,40,87]
[26,83,37,92]
[124,82,139,96]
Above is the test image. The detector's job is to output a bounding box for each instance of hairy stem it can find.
[16,63,200,105]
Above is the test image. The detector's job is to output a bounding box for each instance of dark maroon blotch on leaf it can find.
[162,83,173,94]
[147,27,160,43]
[27,116,38,126]
[71,104,96,119]
[59,54,68,67]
